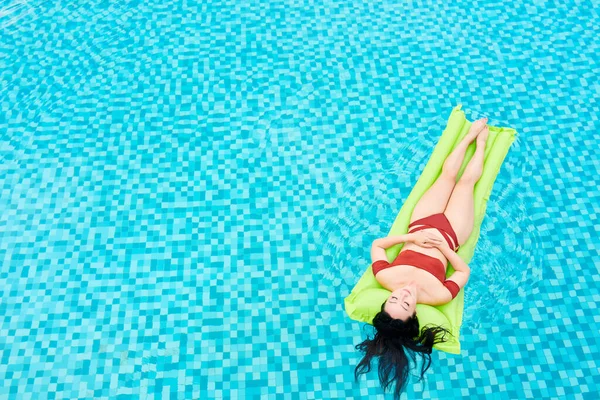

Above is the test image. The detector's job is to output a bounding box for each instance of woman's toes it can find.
[473,117,488,131]
[467,118,488,140]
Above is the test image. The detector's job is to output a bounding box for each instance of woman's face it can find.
[384,281,418,321]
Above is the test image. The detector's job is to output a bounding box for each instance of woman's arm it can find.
[438,245,470,273]
[372,234,413,249]
[371,234,413,264]
[438,245,471,294]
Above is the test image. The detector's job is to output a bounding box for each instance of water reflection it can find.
[312,116,545,333]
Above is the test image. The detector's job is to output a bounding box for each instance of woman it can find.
[355,117,489,399]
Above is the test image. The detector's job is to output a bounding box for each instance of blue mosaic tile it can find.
[1,0,599,398]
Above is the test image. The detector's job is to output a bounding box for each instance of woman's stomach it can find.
[401,228,449,264]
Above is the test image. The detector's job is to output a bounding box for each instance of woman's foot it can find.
[465,117,488,142]
[477,125,489,147]
[440,118,488,181]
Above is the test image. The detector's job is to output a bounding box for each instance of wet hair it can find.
[354,301,452,399]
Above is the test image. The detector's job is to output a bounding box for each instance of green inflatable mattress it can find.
[344,105,517,354]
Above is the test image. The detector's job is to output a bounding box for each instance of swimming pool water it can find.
[1,0,599,398]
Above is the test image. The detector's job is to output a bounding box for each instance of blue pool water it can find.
[1,0,599,398]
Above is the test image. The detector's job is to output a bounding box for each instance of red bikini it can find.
[372,213,461,299]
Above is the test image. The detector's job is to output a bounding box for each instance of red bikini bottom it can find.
[408,213,460,252]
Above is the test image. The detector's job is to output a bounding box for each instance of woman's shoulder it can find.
[417,283,453,306]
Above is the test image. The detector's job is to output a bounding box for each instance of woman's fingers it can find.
[424,234,443,247]
[417,232,444,247]
[427,234,442,242]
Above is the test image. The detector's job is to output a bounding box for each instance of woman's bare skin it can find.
[374,118,490,319]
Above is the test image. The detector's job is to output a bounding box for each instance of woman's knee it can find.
[457,172,480,185]
[440,165,459,182]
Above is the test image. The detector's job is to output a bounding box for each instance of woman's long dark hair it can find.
[354,301,452,399]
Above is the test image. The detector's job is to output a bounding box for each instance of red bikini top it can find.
[372,249,460,299]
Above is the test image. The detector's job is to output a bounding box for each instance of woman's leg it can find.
[409,118,488,224]
[443,126,489,245]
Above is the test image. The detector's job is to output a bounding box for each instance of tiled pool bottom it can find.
[1,0,600,398]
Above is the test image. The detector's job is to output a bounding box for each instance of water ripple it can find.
[313,117,545,333]
[463,134,545,333]
[313,124,434,293]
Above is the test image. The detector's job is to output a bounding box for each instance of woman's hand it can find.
[410,231,444,248]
